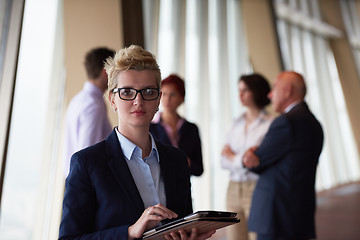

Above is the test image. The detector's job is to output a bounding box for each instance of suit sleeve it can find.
[59,153,129,240]
[250,116,292,174]
[188,125,204,176]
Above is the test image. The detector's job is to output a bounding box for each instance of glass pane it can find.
[0,0,10,87]
[0,0,64,239]
[273,0,360,190]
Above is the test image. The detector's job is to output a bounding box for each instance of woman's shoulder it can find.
[261,111,275,122]
[68,140,109,176]
[74,140,108,162]
[182,119,199,129]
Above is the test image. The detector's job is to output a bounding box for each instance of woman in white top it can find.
[221,73,273,240]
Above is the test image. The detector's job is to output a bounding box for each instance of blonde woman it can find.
[59,45,215,240]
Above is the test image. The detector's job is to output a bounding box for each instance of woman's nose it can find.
[133,92,144,105]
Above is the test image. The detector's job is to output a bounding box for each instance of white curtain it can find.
[143,0,360,210]
[143,0,251,210]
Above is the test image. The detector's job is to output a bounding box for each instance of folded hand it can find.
[242,147,260,168]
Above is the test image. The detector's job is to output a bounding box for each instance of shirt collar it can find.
[240,110,266,122]
[152,112,185,124]
[284,101,302,113]
[115,128,159,162]
[256,110,266,121]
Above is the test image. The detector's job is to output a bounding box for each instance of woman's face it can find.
[160,83,184,113]
[109,70,161,131]
[238,81,255,108]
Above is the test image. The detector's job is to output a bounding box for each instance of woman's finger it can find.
[188,228,198,240]
[146,204,178,219]
[170,231,181,240]
[178,229,189,240]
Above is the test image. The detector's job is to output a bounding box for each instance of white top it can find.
[115,129,166,209]
[221,111,274,182]
[63,81,112,177]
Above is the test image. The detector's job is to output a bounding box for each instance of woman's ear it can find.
[157,91,162,106]
[108,92,117,111]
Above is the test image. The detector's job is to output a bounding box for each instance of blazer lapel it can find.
[156,142,178,208]
[105,130,145,217]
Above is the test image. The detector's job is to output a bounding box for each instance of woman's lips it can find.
[131,109,146,116]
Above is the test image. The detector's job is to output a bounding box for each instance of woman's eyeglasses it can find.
[113,88,160,101]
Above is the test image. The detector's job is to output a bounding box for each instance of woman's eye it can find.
[121,89,133,96]
[143,89,154,95]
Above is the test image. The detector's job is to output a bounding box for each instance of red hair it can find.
[161,74,185,98]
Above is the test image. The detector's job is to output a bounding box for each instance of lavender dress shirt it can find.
[63,81,112,176]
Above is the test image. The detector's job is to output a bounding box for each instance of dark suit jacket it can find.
[248,102,324,239]
[58,129,193,240]
[150,120,204,176]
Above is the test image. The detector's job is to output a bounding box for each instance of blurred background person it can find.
[243,71,324,240]
[63,47,115,177]
[221,73,273,240]
[150,74,204,176]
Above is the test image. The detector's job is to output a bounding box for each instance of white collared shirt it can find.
[115,129,166,208]
[221,111,274,182]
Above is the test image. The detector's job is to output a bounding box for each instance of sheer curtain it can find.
[274,0,360,190]
[143,0,360,210]
[143,0,251,210]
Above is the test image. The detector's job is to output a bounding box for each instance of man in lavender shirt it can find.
[63,47,115,177]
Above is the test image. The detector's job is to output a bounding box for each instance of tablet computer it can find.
[143,210,240,240]
[183,210,237,220]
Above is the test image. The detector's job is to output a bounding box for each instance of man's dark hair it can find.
[239,73,271,109]
[84,47,115,79]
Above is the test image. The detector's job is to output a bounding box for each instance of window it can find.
[273,0,360,189]
[0,0,65,239]
[340,0,360,79]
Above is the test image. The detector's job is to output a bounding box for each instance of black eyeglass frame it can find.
[113,87,160,101]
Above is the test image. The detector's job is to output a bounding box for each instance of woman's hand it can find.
[164,228,216,240]
[128,203,178,240]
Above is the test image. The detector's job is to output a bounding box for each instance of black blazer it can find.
[248,102,324,239]
[59,129,193,240]
[150,120,204,176]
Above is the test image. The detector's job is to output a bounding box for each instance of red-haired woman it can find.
[150,74,204,176]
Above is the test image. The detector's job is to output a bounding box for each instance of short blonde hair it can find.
[104,45,162,97]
